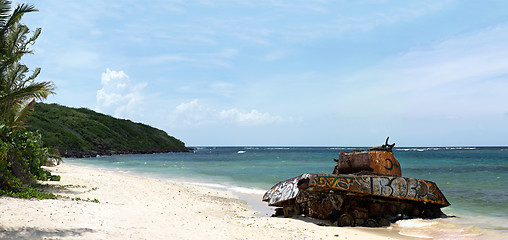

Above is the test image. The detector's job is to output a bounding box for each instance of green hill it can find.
[26,103,191,157]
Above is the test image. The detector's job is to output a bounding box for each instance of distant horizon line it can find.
[188,145,508,148]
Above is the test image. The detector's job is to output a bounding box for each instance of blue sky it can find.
[17,0,508,146]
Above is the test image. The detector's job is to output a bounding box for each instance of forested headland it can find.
[27,103,192,158]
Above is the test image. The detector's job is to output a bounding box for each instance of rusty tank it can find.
[262,138,450,227]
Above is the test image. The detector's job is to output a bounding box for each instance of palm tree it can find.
[0,0,54,127]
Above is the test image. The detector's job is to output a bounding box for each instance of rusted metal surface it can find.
[262,139,450,227]
[305,174,449,206]
[263,173,449,208]
[333,151,402,177]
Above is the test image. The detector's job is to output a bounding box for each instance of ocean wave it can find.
[393,219,454,239]
[184,182,228,190]
[397,148,441,152]
[194,147,208,150]
[182,181,265,195]
[395,219,438,228]
[393,217,505,240]
[228,186,266,195]
[445,147,477,150]
[397,147,480,152]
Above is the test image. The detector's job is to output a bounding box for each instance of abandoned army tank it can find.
[262,138,450,227]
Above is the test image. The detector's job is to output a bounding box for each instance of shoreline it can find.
[0,163,418,239]
[59,148,194,158]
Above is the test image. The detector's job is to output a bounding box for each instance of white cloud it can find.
[281,0,451,41]
[171,99,216,126]
[336,24,508,118]
[141,48,239,68]
[220,108,285,126]
[96,69,147,119]
[346,0,450,31]
[170,99,286,126]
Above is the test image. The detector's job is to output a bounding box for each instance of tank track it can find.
[274,190,445,227]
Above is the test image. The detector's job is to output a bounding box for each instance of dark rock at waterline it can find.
[60,147,194,158]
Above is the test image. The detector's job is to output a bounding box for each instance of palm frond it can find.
[0,50,30,73]
[26,67,40,82]
[0,1,13,27]
[12,97,34,126]
[0,80,54,105]
[0,1,50,127]
[26,27,40,45]
[0,2,36,36]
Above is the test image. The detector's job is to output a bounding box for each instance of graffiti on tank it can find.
[312,175,370,194]
[263,174,310,206]
[384,158,394,170]
[309,175,448,206]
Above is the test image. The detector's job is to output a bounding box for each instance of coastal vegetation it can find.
[0,1,190,200]
[0,1,57,198]
[26,103,191,157]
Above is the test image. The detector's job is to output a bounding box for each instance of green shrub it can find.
[0,125,60,199]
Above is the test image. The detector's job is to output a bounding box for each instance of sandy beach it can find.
[0,163,413,239]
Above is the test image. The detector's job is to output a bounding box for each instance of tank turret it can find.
[333,137,401,176]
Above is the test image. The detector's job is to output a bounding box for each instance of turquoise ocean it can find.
[66,147,507,239]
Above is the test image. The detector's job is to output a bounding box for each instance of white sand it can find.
[0,164,411,239]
